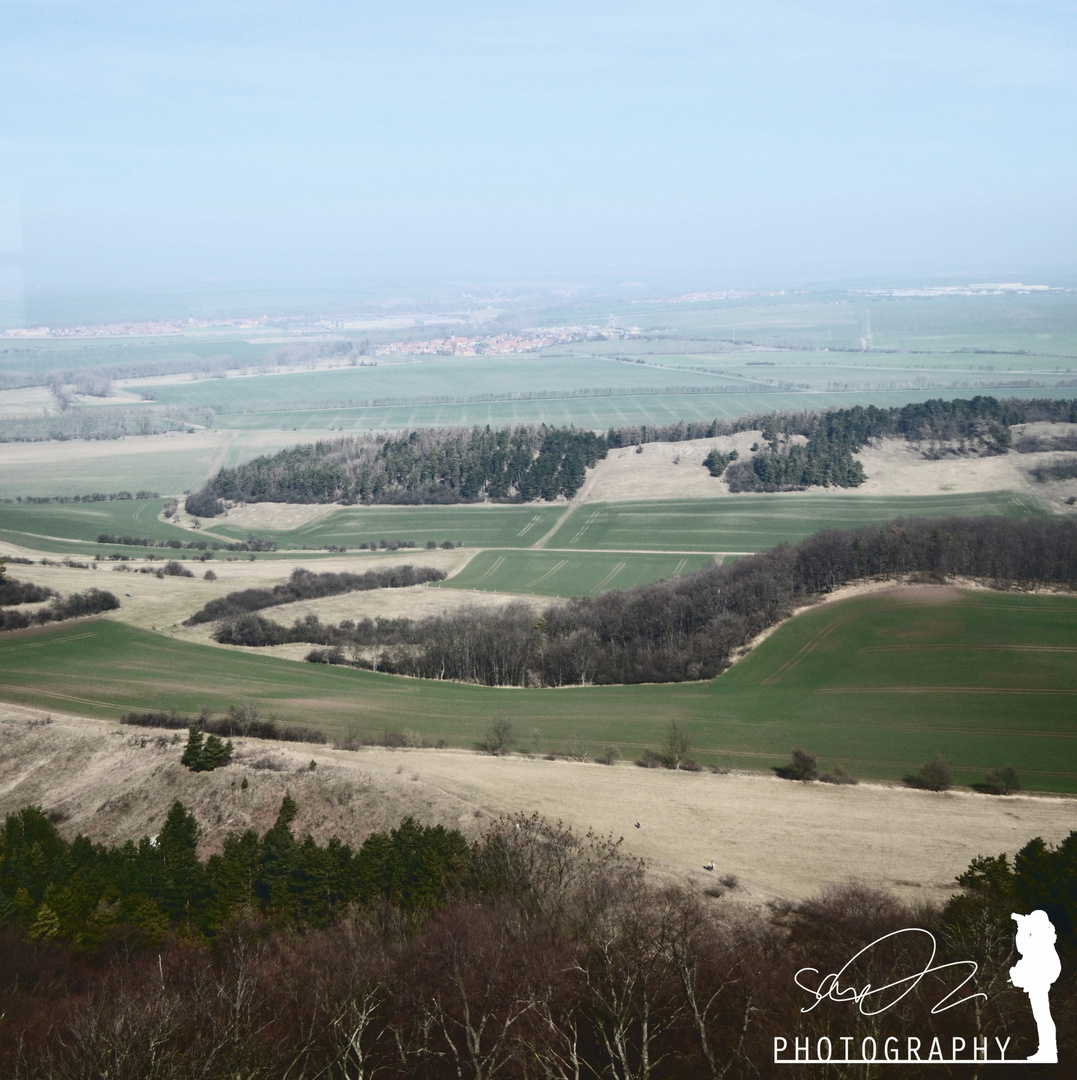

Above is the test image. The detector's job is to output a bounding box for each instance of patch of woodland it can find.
[0,406,201,443]
[184,396,1077,510]
[1016,431,1077,453]
[0,586,120,633]
[185,564,446,627]
[188,426,610,512]
[0,575,57,607]
[0,799,1072,1078]
[6,489,160,504]
[1029,457,1077,483]
[212,514,1077,686]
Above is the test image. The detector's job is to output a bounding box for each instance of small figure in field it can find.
[704,860,714,871]
[1009,910,1061,1063]
[634,821,640,829]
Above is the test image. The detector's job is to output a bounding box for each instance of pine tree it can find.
[155,801,205,924]
[180,726,205,769]
[199,734,233,771]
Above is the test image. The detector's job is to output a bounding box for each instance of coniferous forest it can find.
[185,396,1077,511]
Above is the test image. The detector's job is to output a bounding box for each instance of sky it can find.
[1,0,1076,300]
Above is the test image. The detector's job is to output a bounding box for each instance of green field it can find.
[2,587,1074,791]
[201,384,1077,435]
[3,493,1051,575]
[437,550,715,598]
[543,492,1048,552]
[0,435,230,502]
[0,499,192,545]
[207,493,1049,555]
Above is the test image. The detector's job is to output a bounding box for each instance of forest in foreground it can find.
[1,797,1074,1079]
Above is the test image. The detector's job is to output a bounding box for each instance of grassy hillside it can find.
[2,586,1074,791]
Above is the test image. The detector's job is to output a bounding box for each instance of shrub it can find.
[982,765,1021,795]
[906,754,953,792]
[820,765,859,785]
[162,560,194,578]
[776,747,818,782]
[636,749,663,768]
[478,715,513,756]
[660,719,692,769]
[203,569,217,581]
[596,745,621,766]
[184,490,224,517]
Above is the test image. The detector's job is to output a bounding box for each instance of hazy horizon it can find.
[3,1,1075,309]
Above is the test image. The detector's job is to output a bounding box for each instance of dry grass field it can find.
[584,431,1077,506]
[1,703,1072,909]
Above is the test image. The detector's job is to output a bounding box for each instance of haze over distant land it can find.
[1,0,1075,307]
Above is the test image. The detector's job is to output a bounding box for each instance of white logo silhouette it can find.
[1009,910,1061,1063]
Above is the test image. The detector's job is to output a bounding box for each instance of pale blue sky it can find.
[2,0,1075,294]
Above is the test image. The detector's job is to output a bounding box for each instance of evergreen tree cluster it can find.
[0,798,472,946]
[185,397,1077,510]
[191,425,609,510]
[946,831,1077,950]
[179,726,233,772]
[702,447,738,477]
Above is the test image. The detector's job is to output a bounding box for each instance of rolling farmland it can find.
[3,586,1075,791]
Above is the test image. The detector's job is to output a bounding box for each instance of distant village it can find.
[375,325,641,356]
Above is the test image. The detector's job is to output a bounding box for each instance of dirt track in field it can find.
[2,704,1073,908]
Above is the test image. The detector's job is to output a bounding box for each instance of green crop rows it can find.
[542,492,1048,552]
[437,550,715,598]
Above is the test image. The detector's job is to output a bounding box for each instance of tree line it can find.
[0,581,120,633]
[0,799,1072,1077]
[184,565,446,627]
[184,397,1077,511]
[209,515,1077,686]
